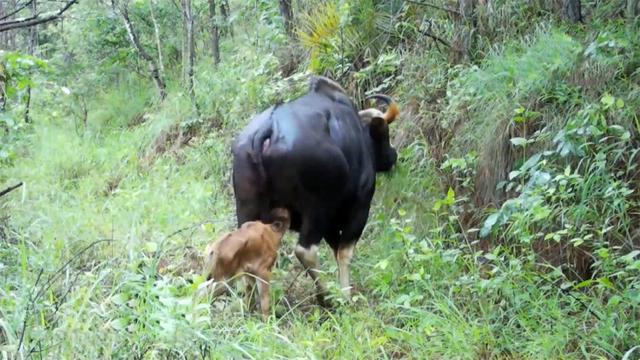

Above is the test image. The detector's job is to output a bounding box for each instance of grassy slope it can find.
[1,9,639,360]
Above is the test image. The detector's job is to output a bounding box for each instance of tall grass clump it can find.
[446,26,582,154]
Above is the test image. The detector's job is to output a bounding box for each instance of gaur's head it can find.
[358,94,400,172]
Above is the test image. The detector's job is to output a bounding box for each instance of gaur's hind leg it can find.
[295,243,327,306]
[333,206,369,298]
[295,214,329,305]
[335,244,355,297]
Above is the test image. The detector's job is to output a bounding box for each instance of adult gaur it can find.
[231,76,400,303]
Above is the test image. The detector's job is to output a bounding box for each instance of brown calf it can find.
[202,208,290,320]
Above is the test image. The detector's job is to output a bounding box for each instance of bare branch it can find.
[419,28,450,48]
[0,182,23,198]
[405,0,461,16]
[17,239,112,355]
[0,0,33,22]
[0,0,78,33]
[16,268,43,355]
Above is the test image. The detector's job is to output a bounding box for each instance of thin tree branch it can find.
[0,0,33,22]
[404,0,461,16]
[34,238,113,301]
[0,182,23,198]
[419,28,451,47]
[16,268,43,355]
[17,239,111,357]
[0,0,78,33]
[26,271,81,357]
[148,0,165,78]
[114,0,166,99]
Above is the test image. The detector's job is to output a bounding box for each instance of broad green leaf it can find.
[597,277,615,290]
[520,153,541,172]
[601,93,614,107]
[445,187,455,205]
[574,279,594,289]
[608,295,622,307]
[376,258,389,270]
[109,318,129,331]
[570,237,584,247]
[110,293,128,305]
[480,212,501,238]
[144,241,158,253]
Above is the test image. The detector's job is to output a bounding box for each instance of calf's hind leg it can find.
[244,276,257,311]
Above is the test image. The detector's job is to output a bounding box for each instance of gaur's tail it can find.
[309,75,347,95]
[249,104,280,187]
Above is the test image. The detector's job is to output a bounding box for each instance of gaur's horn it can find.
[365,94,393,105]
[365,94,399,124]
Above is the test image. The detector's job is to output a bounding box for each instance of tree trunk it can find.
[0,67,6,111]
[5,0,18,49]
[279,0,293,36]
[116,0,166,100]
[24,0,37,123]
[220,0,232,36]
[0,1,5,48]
[562,0,582,23]
[208,0,220,65]
[182,0,198,114]
[628,0,639,20]
[149,0,165,80]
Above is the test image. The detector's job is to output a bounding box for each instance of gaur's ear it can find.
[369,116,389,140]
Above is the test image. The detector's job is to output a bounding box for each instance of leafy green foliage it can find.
[0,52,48,166]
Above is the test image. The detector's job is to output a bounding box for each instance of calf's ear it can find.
[369,116,390,140]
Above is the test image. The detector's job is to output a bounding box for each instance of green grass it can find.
[446,26,583,155]
[1,111,629,358]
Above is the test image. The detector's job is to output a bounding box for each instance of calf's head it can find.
[202,241,218,282]
[268,207,291,233]
[201,207,291,282]
[358,94,400,172]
